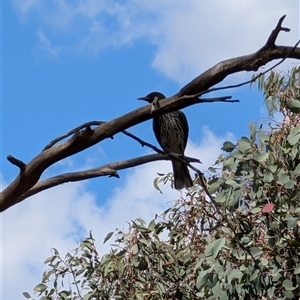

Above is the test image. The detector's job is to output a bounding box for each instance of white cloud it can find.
[2,127,232,300]
[11,0,299,82]
[32,29,61,61]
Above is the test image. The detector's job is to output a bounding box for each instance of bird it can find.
[138,91,193,190]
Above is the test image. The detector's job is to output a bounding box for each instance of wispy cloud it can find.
[12,0,298,82]
[33,29,61,61]
[2,127,233,300]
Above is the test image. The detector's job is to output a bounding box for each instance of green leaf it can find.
[228,187,242,209]
[278,173,289,184]
[222,141,235,152]
[205,238,225,259]
[153,177,163,194]
[225,179,239,187]
[51,248,59,256]
[286,217,298,228]
[136,218,146,225]
[258,131,269,144]
[148,219,156,231]
[208,166,217,173]
[103,231,114,244]
[227,269,243,281]
[132,244,139,255]
[261,257,268,266]
[294,163,300,175]
[282,279,296,290]
[208,179,221,194]
[253,152,268,162]
[287,99,300,112]
[223,156,235,169]
[250,247,263,257]
[285,180,294,189]
[238,136,252,154]
[34,283,47,293]
[196,270,209,289]
[22,292,31,299]
[264,172,273,183]
[287,125,300,145]
[230,151,243,159]
[251,207,261,214]
[294,264,300,274]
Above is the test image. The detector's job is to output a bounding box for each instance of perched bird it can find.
[138,92,193,190]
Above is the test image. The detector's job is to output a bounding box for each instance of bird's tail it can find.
[172,161,193,190]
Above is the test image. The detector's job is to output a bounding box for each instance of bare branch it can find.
[264,15,290,49]
[200,39,300,96]
[179,15,299,97]
[122,130,164,153]
[43,121,106,150]
[15,153,199,206]
[198,96,239,103]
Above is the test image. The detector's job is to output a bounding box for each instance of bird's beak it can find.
[137,96,150,103]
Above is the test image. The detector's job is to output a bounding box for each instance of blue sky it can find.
[1,1,299,299]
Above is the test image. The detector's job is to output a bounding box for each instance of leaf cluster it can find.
[25,67,300,299]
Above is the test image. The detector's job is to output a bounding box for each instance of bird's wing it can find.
[152,117,163,149]
[178,110,189,149]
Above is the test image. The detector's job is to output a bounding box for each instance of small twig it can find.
[265,15,290,48]
[198,96,239,103]
[6,155,26,171]
[43,121,105,150]
[67,257,82,298]
[123,130,201,165]
[122,130,164,154]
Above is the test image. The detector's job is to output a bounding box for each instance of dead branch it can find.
[13,154,200,207]
[178,16,299,97]
[6,155,26,171]
[1,15,300,212]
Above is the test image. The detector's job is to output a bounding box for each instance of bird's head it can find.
[138,91,166,103]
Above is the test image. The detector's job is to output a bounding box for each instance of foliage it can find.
[25,67,300,299]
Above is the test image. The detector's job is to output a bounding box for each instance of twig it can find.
[16,153,183,203]
[43,121,105,150]
[121,130,164,154]
[198,96,239,103]
[6,155,26,171]
[264,15,290,48]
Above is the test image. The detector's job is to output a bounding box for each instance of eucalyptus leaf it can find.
[222,141,236,152]
[103,231,114,244]
[253,152,268,162]
[286,99,300,112]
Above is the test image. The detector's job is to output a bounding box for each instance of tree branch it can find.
[7,155,26,171]
[263,15,290,49]
[1,15,300,212]
[14,154,199,207]
[179,16,299,97]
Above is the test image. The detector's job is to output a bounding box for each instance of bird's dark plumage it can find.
[138,92,193,190]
